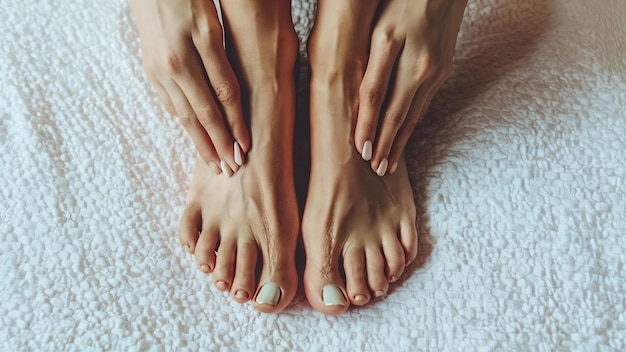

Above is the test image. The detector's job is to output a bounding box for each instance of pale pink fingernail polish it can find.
[234,141,243,166]
[220,160,233,177]
[376,158,389,177]
[362,140,372,161]
[389,161,398,174]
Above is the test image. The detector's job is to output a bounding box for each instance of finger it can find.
[355,33,403,161]
[161,78,222,174]
[387,77,442,174]
[173,54,239,173]
[370,56,426,176]
[145,72,177,116]
[191,5,251,157]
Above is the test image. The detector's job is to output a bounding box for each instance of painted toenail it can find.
[234,141,243,166]
[200,264,211,272]
[322,285,347,307]
[389,275,399,282]
[389,161,398,175]
[374,290,386,297]
[256,283,281,306]
[208,161,221,175]
[220,160,233,177]
[235,290,249,300]
[376,158,388,177]
[354,294,368,302]
[216,280,229,290]
[362,140,372,161]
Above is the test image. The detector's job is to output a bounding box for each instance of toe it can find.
[383,230,406,282]
[230,241,258,303]
[252,234,299,313]
[400,217,419,266]
[178,201,202,254]
[303,260,349,315]
[212,239,237,291]
[194,226,219,273]
[366,247,389,298]
[343,247,370,305]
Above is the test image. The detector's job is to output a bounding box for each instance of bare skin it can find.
[302,0,419,315]
[177,0,300,313]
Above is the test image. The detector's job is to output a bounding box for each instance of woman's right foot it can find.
[302,0,419,315]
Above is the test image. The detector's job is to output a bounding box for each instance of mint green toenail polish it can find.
[322,285,347,307]
[256,283,281,306]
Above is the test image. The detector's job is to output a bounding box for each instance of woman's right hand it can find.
[129,0,249,175]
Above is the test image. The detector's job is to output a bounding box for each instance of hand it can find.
[355,0,467,175]
[129,0,250,175]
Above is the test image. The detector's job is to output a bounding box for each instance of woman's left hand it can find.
[355,0,467,175]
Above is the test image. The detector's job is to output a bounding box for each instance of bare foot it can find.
[177,0,299,313]
[302,0,419,315]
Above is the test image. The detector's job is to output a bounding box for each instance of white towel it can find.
[1,0,625,350]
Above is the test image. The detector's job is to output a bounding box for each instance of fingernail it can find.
[215,280,230,290]
[374,290,386,297]
[234,141,243,166]
[322,285,347,307]
[208,162,221,175]
[361,140,372,161]
[354,294,368,302]
[389,275,399,282]
[235,290,249,300]
[376,158,388,177]
[389,161,398,175]
[220,160,233,177]
[256,283,281,306]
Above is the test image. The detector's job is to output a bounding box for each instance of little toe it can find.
[343,247,370,305]
[212,240,237,291]
[400,217,419,266]
[230,241,258,303]
[383,232,406,282]
[194,227,219,273]
[178,201,202,254]
[366,247,389,298]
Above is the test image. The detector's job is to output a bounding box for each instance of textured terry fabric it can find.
[1,0,625,350]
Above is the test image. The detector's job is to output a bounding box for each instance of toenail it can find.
[389,161,398,175]
[208,162,221,175]
[362,140,372,161]
[322,285,347,307]
[405,259,412,267]
[183,244,192,252]
[389,275,399,282]
[374,290,386,297]
[234,141,243,166]
[354,294,368,302]
[256,283,281,306]
[215,280,230,290]
[220,160,233,177]
[376,158,388,177]
[200,264,212,273]
[235,290,249,300]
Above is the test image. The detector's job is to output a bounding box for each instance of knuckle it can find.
[178,112,197,128]
[384,110,406,130]
[213,82,239,106]
[163,51,184,75]
[195,104,218,127]
[360,86,386,108]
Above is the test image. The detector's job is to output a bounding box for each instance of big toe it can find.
[303,264,349,315]
[252,258,298,313]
